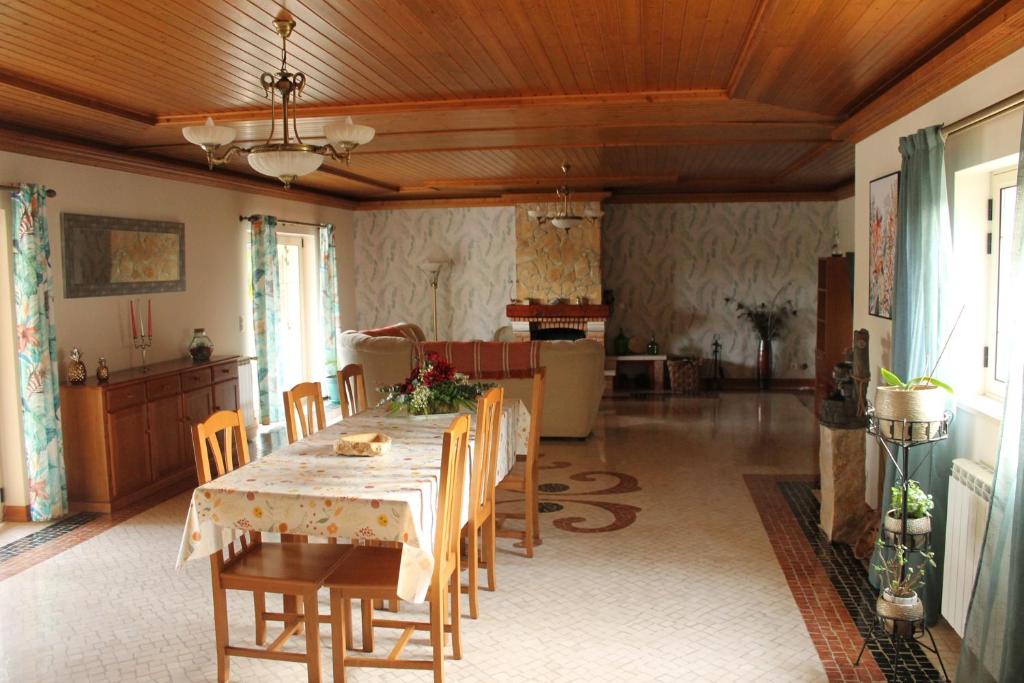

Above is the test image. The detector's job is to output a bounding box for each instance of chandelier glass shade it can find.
[527,162,603,230]
[181,17,374,188]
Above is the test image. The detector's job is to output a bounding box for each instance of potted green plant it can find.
[873,540,935,635]
[883,480,934,549]
[875,368,952,441]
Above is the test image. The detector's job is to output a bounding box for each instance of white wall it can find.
[854,46,1024,506]
[0,150,356,509]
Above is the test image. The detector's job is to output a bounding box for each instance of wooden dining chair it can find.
[462,386,504,619]
[327,415,470,683]
[495,368,546,558]
[283,381,328,444]
[337,363,368,418]
[193,409,351,683]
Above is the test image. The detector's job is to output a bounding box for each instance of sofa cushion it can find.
[417,341,542,379]
[358,322,426,342]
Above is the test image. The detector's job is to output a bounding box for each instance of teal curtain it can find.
[869,126,955,625]
[319,223,340,376]
[249,215,282,424]
[957,117,1024,682]
[11,185,67,521]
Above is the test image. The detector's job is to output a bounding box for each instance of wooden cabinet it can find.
[816,256,854,417]
[61,356,239,512]
[107,403,151,497]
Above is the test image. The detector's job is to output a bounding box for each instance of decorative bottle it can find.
[613,328,630,355]
[646,335,660,355]
[96,357,110,383]
[188,328,214,362]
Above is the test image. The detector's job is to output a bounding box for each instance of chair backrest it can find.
[524,368,546,470]
[283,381,327,443]
[338,363,368,418]
[192,409,252,485]
[469,387,504,521]
[192,410,260,563]
[434,414,470,585]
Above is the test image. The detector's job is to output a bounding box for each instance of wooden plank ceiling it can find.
[0,0,1021,206]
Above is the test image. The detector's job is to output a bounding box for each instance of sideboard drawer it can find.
[106,384,146,412]
[212,362,239,383]
[181,367,213,391]
[146,375,181,400]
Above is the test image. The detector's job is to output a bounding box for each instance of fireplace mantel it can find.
[505,303,610,321]
[505,304,608,343]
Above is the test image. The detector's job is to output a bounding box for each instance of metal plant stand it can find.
[855,410,952,682]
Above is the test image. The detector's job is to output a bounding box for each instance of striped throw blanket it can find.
[416,341,541,379]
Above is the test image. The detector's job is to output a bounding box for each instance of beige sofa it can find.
[338,323,604,438]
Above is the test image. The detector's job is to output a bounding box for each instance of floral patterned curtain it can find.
[319,223,340,376]
[249,215,282,424]
[11,185,67,521]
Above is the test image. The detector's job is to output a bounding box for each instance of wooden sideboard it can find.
[61,356,240,512]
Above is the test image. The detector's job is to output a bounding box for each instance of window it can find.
[985,167,1018,398]
[276,234,308,392]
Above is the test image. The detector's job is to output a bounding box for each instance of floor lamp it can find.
[420,259,450,341]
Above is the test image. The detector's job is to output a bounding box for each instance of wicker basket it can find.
[876,590,924,636]
[668,358,702,394]
[874,385,947,442]
[883,510,932,549]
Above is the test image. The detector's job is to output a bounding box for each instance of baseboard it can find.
[719,378,814,391]
[2,505,31,522]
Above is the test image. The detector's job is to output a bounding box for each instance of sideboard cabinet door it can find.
[107,403,152,498]
[182,386,214,456]
[213,378,240,413]
[149,393,186,479]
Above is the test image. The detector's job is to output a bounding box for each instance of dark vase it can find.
[757,338,772,390]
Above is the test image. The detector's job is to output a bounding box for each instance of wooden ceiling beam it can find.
[154,89,732,126]
[400,174,678,193]
[774,141,840,180]
[0,67,156,125]
[317,165,400,192]
[727,0,776,97]
[833,0,1024,142]
[0,123,356,209]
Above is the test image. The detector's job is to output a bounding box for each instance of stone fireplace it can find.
[510,201,607,342]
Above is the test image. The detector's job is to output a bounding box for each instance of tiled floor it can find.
[0,393,957,681]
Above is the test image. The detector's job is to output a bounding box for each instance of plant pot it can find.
[883,510,932,549]
[873,384,947,442]
[876,589,924,636]
[757,338,772,390]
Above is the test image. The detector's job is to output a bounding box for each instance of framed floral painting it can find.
[868,172,899,319]
[61,213,185,298]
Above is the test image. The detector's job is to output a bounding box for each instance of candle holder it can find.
[133,334,153,372]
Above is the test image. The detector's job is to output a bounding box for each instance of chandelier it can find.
[181,16,375,188]
[526,162,602,230]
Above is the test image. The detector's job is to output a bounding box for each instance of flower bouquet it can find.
[379,353,493,415]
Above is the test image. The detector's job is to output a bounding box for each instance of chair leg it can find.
[253,591,267,646]
[429,588,445,683]
[466,525,479,619]
[360,598,374,652]
[342,598,354,651]
[302,592,322,683]
[484,511,497,591]
[329,589,347,683]
[211,580,230,683]
[449,570,462,660]
[524,484,536,558]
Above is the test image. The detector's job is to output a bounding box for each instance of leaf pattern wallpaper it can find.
[602,202,836,378]
[353,207,516,340]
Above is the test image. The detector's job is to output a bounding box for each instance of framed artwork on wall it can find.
[868,171,899,319]
[61,213,185,298]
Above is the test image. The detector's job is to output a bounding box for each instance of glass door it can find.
[276,234,307,394]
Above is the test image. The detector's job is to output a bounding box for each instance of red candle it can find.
[129,300,137,338]
[147,299,152,338]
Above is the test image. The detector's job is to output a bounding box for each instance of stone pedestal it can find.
[819,424,867,545]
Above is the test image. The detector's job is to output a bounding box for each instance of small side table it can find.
[607,355,668,392]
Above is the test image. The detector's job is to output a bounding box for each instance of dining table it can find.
[177,402,529,602]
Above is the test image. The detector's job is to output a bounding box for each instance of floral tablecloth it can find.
[177,402,528,602]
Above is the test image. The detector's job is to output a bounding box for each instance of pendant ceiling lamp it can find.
[182,16,375,188]
[527,162,602,230]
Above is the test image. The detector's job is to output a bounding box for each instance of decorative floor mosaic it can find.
[747,473,949,682]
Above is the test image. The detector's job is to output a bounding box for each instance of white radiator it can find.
[237,357,258,440]
[942,458,994,636]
